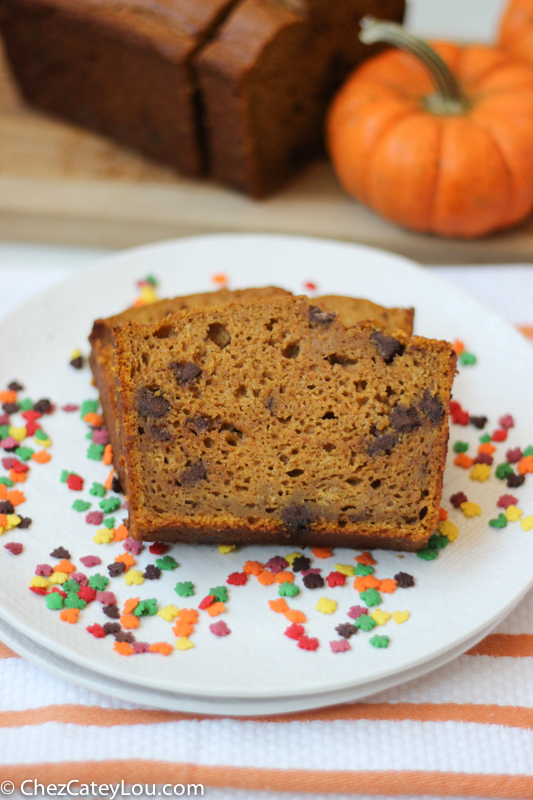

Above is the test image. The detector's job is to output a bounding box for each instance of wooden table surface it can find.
[0,43,531,265]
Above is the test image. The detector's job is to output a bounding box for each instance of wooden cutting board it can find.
[0,42,531,264]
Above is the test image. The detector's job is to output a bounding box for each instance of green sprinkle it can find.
[99,497,121,513]
[72,500,91,512]
[87,443,105,461]
[81,399,98,418]
[523,445,533,458]
[428,533,449,550]
[174,581,195,597]
[0,425,9,439]
[459,352,477,366]
[18,398,33,411]
[495,462,514,480]
[360,588,382,607]
[354,563,374,576]
[354,614,377,631]
[45,593,64,610]
[64,592,87,610]
[88,573,109,591]
[90,482,106,497]
[0,477,14,487]
[145,275,157,286]
[156,555,179,571]
[489,513,508,529]
[209,585,228,603]
[15,446,34,461]
[35,428,48,441]
[60,470,70,482]
[417,548,439,561]
[370,635,390,648]
[479,433,491,443]
[278,583,300,597]
[103,517,115,529]
[133,598,158,617]
[86,430,94,440]
[63,579,80,593]
[453,441,469,453]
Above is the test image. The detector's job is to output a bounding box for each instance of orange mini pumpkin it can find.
[500,0,533,66]
[327,18,533,238]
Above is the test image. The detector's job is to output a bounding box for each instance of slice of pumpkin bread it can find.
[112,295,455,549]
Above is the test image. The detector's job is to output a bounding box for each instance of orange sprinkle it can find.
[32,450,51,464]
[206,601,225,617]
[104,470,114,491]
[452,340,465,355]
[59,608,80,624]
[438,508,448,521]
[120,613,140,629]
[103,444,113,466]
[379,578,398,594]
[284,609,306,623]
[454,453,474,469]
[178,608,199,625]
[257,570,276,586]
[517,455,533,475]
[354,575,381,592]
[114,641,134,656]
[132,298,145,308]
[269,598,289,613]
[0,390,17,403]
[478,442,496,455]
[312,547,333,559]
[0,485,6,500]
[211,273,228,286]
[83,412,103,427]
[123,597,139,615]
[7,489,25,506]
[115,552,135,570]
[275,571,294,584]
[172,621,194,637]
[355,551,376,565]
[9,470,26,484]
[0,514,6,528]
[55,559,76,574]
[243,560,264,576]
[149,642,173,655]
[113,524,128,541]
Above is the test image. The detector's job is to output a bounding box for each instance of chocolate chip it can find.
[281,504,313,531]
[371,331,404,363]
[291,555,311,572]
[149,425,172,442]
[507,473,526,488]
[450,491,468,508]
[2,402,19,414]
[107,562,125,577]
[0,501,14,515]
[470,416,488,430]
[103,622,121,635]
[170,361,202,387]
[308,306,336,325]
[143,564,161,580]
[418,391,444,425]
[390,405,421,433]
[111,476,122,494]
[33,399,52,414]
[335,622,357,639]
[114,630,135,643]
[18,517,32,529]
[265,396,276,416]
[7,381,23,392]
[180,463,207,486]
[368,433,398,457]
[187,415,212,434]
[70,356,84,370]
[102,604,120,618]
[136,387,170,419]
[50,547,70,559]
[302,573,324,589]
[394,571,414,588]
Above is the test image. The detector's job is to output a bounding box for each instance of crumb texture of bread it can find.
[317,296,414,338]
[113,295,455,550]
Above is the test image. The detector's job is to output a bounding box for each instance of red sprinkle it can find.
[21,410,42,422]
[506,448,523,464]
[304,281,317,292]
[326,571,346,587]
[78,585,97,603]
[4,542,22,555]
[297,635,319,651]
[29,587,48,595]
[450,401,469,426]
[67,474,84,491]
[199,594,216,609]
[491,429,508,442]
[497,494,519,509]
[87,623,106,638]
[148,542,168,555]
[498,414,514,429]
[284,623,305,640]
[62,405,79,412]
[226,571,247,586]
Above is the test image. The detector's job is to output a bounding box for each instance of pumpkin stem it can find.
[359,17,467,115]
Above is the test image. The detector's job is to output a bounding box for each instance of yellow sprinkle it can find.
[140,285,158,304]
[30,576,51,588]
[70,348,82,359]
[0,528,4,535]
[285,552,303,566]
[316,597,337,615]
[93,528,114,544]
[438,519,459,541]
[49,571,68,584]
[505,505,523,522]
[334,563,355,576]
[124,569,145,586]
[158,604,180,622]
[392,610,410,624]
[460,501,482,518]
[37,437,52,448]
[370,609,391,626]
[9,426,27,442]
[175,637,195,651]
[469,463,491,482]
[5,514,21,531]
[219,544,236,554]
[520,514,533,532]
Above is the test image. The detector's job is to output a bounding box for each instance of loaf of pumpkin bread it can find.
[112,295,455,549]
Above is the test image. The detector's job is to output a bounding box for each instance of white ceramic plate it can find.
[1,234,532,715]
